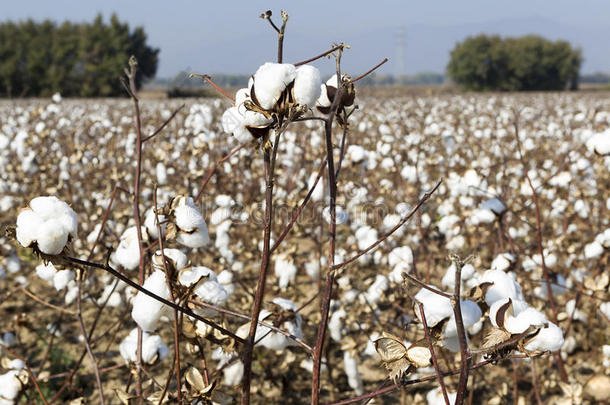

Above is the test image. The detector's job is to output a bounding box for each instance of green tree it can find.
[0,14,159,97]
[447,34,582,91]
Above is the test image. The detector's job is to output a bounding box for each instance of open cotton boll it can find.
[470,208,496,225]
[53,269,74,291]
[355,226,378,251]
[586,130,610,155]
[534,273,566,299]
[523,322,564,352]
[344,351,364,395]
[584,241,604,259]
[174,197,204,232]
[480,197,506,215]
[114,226,147,270]
[565,299,587,322]
[131,270,171,332]
[426,387,457,405]
[0,370,22,404]
[329,309,347,342]
[16,196,77,255]
[361,275,389,305]
[323,206,349,224]
[414,287,453,327]
[441,263,475,290]
[293,65,321,107]
[144,208,166,239]
[443,300,482,337]
[217,270,235,297]
[152,249,188,272]
[347,145,367,163]
[119,328,169,364]
[36,262,57,282]
[307,172,324,202]
[480,270,524,305]
[275,256,298,289]
[252,63,296,110]
[490,253,515,272]
[489,298,547,334]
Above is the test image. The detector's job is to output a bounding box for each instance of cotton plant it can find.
[0,359,27,405]
[162,195,210,248]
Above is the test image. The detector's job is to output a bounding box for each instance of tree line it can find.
[0,14,158,97]
[447,34,582,91]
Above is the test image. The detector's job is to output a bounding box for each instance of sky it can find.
[4,1,610,77]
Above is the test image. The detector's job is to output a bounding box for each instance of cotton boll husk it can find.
[293,65,321,107]
[53,269,74,291]
[524,322,564,352]
[481,270,524,305]
[343,351,364,395]
[131,270,171,332]
[253,62,296,110]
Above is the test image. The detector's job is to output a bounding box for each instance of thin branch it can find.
[417,303,450,405]
[189,73,235,101]
[293,44,345,67]
[142,104,185,143]
[332,180,442,271]
[347,58,389,84]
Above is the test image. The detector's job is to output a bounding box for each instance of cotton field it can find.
[0,88,609,404]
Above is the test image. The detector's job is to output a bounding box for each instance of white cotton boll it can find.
[595,228,610,248]
[115,226,146,270]
[222,107,242,134]
[194,278,228,309]
[361,275,389,305]
[481,270,524,305]
[344,351,364,395]
[400,165,418,182]
[253,62,296,110]
[120,328,169,364]
[217,270,235,297]
[480,198,506,215]
[131,270,171,332]
[586,130,610,155]
[174,198,204,232]
[152,249,188,272]
[470,208,496,225]
[293,65,321,107]
[524,322,564,352]
[144,208,166,239]
[414,287,453,327]
[441,263,475,290]
[307,172,324,202]
[156,162,167,185]
[347,145,367,163]
[534,274,567,299]
[37,219,69,255]
[305,260,320,280]
[584,241,604,259]
[36,262,57,282]
[426,387,457,405]
[565,299,587,322]
[355,226,378,251]
[215,195,235,208]
[0,371,22,403]
[275,256,298,289]
[15,209,42,248]
[97,284,123,308]
[490,253,515,272]
[64,281,79,305]
[505,306,547,334]
[329,309,347,342]
[603,345,610,367]
[53,269,74,291]
[223,360,244,386]
[323,206,349,224]
[446,235,466,251]
[52,92,62,103]
[601,302,610,319]
[443,300,482,338]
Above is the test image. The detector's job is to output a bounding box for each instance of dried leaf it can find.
[185,366,206,392]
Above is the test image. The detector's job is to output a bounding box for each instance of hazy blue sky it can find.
[5,1,610,77]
